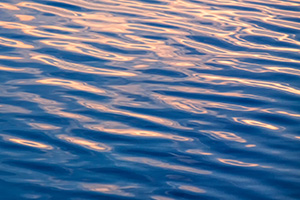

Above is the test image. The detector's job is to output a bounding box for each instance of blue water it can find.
[0,0,299,199]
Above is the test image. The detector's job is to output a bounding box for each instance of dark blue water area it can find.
[0,0,300,199]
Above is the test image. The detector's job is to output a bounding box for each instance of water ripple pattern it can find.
[0,0,299,199]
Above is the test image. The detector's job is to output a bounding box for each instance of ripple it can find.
[0,0,299,199]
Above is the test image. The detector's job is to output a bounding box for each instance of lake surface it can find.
[0,0,299,199]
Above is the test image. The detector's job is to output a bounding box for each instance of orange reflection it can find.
[151,196,175,200]
[36,78,106,95]
[192,74,300,96]
[41,25,79,33]
[15,15,35,21]
[0,55,22,60]
[233,117,280,130]
[14,92,94,122]
[86,123,191,142]
[58,135,111,152]
[8,138,53,150]
[201,130,246,143]
[178,185,206,194]
[121,157,211,175]
[167,86,271,101]
[0,3,19,10]
[17,2,79,17]
[28,123,60,130]
[77,99,188,130]
[41,40,133,61]
[0,36,33,48]
[266,67,300,76]
[262,109,300,118]
[0,104,31,114]
[32,54,136,77]
[245,144,256,148]
[154,94,255,114]
[0,66,40,74]
[186,149,212,155]
[0,21,34,30]
[82,183,134,197]
[218,158,258,167]
[0,66,23,72]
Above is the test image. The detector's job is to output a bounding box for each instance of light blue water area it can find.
[0,0,299,199]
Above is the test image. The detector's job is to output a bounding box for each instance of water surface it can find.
[0,0,299,199]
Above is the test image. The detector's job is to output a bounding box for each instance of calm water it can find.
[0,0,299,199]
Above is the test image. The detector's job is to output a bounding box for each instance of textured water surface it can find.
[0,0,300,199]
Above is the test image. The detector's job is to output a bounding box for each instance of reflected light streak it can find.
[31,54,136,77]
[233,117,280,130]
[0,36,33,48]
[0,104,31,114]
[8,138,53,150]
[36,78,106,95]
[167,86,272,101]
[0,66,40,74]
[178,185,206,194]
[151,196,175,200]
[245,144,256,148]
[77,99,189,130]
[154,94,256,114]
[186,149,213,155]
[193,74,300,96]
[86,123,191,142]
[82,183,134,197]
[58,135,111,152]
[28,123,60,130]
[121,157,212,175]
[41,40,134,61]
[201,130,247,143]
[218,158,259,167]
[0,55,22,60]
[15,15,35,21]
[0,3,19,10]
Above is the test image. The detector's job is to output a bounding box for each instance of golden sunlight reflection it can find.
[28,123,60,130]
[154,94,256,114]
[15,15,35,21]
[41,40,134,61]
[0,36,33,48]
[7,137,53,150]
[10,91,94,123]
[245,144,256,148]
[0,66,24,72]
[151,196,175,200]
[201,130,247,143]
[166,86,273,101]
[0,104,31,114]
[76,99,189,130]
[120,157,211,175]
[233,118,280,130]
[36,78,106,95]
[218,158,259,167]
[82,183,135,197]
[186,149,213,156]
[58,135,111,152]
[0,66,40,74]
[31,54,136,77]
[178,185,206,194]
[262,109,300,118]
[0,55,22,60]
[0,2,19,10]
[85,122,191,142]
[193,74,300,96]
